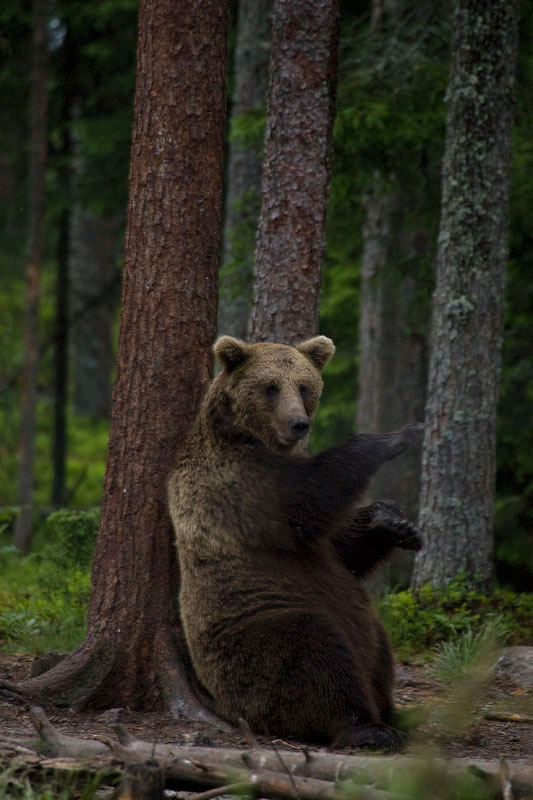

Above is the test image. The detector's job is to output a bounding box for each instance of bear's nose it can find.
[289,416,310,439]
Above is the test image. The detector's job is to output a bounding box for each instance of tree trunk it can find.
[16,0,229,713]
[14,0,48,553]
[356,181,429,589]
[52,29,75,508]
[412,0,519,591]
[355,1,430,588]
[247,0,340,345]
[70,204,119,420]
[356,184,429,522]
[218,0,272,341]
[51,205,70,508]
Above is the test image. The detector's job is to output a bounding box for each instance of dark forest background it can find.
[0,0,531,593]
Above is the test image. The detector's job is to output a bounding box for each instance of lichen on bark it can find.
[412,0,519,590]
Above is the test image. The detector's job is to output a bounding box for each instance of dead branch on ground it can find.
[0,707,530,800]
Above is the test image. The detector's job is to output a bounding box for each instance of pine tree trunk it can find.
[356,181,428,522]
[70,205,119,420]
[218,0,272,340]
[17,0,230,713]
[51,29,75,508]
[412,0,519,591]
[247,0,340,345]
[14,0,48,553]
[51,205,70,508]
[356,0,430,590]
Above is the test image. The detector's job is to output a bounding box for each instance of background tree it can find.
[51,27,75,508]
[247,0,340,345]
[14,0,49,552]
[312,2,447,459]
[218,0,272,340]
[12,0,230,711]
[412,0,520,591]
[352,1,447,587]
[354,2,442,521]
[66,0,136,422]
[70,206,120,420]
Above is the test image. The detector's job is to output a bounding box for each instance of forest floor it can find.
[0,653,531,764]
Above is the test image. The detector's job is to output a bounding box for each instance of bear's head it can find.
[212,336,335,453]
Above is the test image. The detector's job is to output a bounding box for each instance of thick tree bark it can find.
[218,0,272,340]
[14,0,48,553]
[247,0,340,345]
[412,0,519,590]
[15,0,229,712]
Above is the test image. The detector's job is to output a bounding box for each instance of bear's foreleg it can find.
[333,500,423,578]
[284,423,423,544]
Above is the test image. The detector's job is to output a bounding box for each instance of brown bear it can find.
[168,335,422,749]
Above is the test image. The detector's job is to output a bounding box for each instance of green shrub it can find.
[379,575,533,658]
[42,508,99,571]
[0,509,97,653]
[430,616,509,683]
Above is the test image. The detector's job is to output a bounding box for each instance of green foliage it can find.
[379,576,533,658]
[341,761,494,800]
[0,763,115,800]
[220,187,261,303]
[0,396,109,508]
[430,616,509,684]
[42,508,99,571]
[229,106,266,149]
[0,510,97,653]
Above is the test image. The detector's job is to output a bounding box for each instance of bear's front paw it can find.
[386,518,424,552]
[367,501,423,551]
[332,723,407,751]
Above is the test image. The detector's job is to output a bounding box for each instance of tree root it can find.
[0,626,235,732]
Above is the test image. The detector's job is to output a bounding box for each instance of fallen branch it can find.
[484,711,533,725]
[500,758,514,800]
[188,782,250,800]
[104,737,339,800]
[29,706,108,758]
[15,707,533,799]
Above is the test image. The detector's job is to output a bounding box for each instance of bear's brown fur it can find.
[168,336,422,749]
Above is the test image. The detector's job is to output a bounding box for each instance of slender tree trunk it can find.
[247,0,340,345]
[51,205,70,507]
[412,0,519,591]
[52,29,75,507]
[218,0,272,340]
[14,0,48,553]
[356,181,428,521]
[70,204,119,420]
[355,1,430,590]
[17,0,229,713]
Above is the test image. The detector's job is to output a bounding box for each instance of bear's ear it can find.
[296,336,335,371]
[214,336,250,373]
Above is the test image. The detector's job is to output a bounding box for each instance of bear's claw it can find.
[368,500,423,551]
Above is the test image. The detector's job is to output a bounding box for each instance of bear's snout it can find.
[288,416,310,439]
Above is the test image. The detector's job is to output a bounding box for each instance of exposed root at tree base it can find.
[0,627,235,733]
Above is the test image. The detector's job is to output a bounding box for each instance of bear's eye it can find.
[299,384,308,398]
[266,383,279,399]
